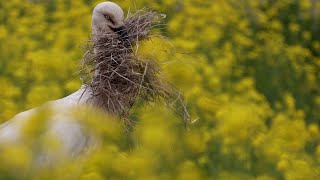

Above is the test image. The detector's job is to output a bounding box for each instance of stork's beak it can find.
[111,26,129,43]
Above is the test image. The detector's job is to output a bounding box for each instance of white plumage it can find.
[0,86,93,149]
[0,1,126,160]
[0,86,97,165]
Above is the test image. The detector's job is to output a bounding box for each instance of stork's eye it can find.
[105,15,110,20]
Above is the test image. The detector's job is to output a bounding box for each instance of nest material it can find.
[81,10,190,128]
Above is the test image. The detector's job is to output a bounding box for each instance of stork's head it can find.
[92,2,128,40]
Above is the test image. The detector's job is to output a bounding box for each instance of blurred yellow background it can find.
[0,0,320,179]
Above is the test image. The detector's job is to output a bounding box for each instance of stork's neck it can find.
[92,27,99,77]
[91,26,100,37]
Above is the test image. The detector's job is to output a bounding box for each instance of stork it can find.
[0,1,127,161]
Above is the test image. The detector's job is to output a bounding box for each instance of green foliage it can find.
[1,0,320,179]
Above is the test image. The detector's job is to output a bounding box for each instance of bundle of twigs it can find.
[81,10,190,128]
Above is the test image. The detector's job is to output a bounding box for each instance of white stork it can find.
[0,1,126,161]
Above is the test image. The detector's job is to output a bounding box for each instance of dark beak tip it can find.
[112,26,128,37]
[112,26,130,47]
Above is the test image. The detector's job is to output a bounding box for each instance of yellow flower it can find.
[277,159,289,171]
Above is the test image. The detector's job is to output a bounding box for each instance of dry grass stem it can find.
[81,10,190,129]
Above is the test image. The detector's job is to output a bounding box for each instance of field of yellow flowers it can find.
[1,0,320,179]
